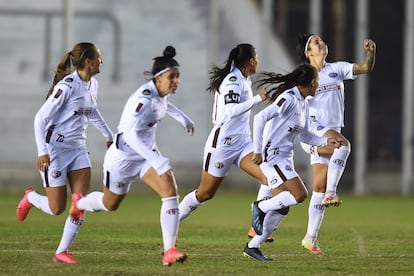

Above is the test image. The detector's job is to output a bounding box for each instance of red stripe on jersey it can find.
[135,102,144,112]
[54,89,63,98]
[277,98,286,107]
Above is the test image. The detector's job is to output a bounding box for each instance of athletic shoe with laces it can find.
[321,193,342,207]
[162,247,187,266]
[247,226,274,243]
[52,251,80,264]
[16,188,34,221]
[301,236,323,254]
[69,193,84,220]
[242,243,273,261]
[251,201,265,235]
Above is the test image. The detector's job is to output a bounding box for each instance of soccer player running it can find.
[70,46,194,266]
[244,64,342,261]
[178,44,270,227]
[296,34,376,254]
[16,42,114,263]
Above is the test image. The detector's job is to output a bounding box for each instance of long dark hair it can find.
[207,43,256,93]
[255,64,318,103]
[296,33,314,64]
[46,42,97,99]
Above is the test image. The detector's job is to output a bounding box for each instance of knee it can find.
[50,205,66,215]
[277,206,290,215]
[294,189,308,203]
[195,190,215,202]
[104,202,120,211]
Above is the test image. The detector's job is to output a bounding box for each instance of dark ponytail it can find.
[256,64,317,103]
[207,43,256,93]
[145,45,180,79]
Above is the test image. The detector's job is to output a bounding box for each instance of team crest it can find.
[329,72,338,78]
[64,77,74,82]
[142,89,151,95]
[229,76,237,82]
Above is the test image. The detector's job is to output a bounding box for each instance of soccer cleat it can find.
[301,236,323,254]
[162,247,187,266]
[69,193,84,220]
[247,226,274,243]
[243,243,273,261]
[52,251,80,264]
[251,201,265,235]
[321,193,342,207]
[16,188,34,221]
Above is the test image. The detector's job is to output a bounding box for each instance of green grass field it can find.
[1,189,413,275]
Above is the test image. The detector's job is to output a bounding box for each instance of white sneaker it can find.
[301,236,323,254]
[321,193,342,207]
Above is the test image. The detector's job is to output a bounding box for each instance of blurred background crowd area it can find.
[0,0,412,195]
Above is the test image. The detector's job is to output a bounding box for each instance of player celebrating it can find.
[16,42,113,263]
[178,44,270,227]
[70,46,194,266]
[245,64,342,261]
[296,33,376,254]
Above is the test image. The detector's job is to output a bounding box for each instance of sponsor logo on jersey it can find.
[277,97,286,107]
[229,76,237,82]
[142,89,151,95]
[270,177,278,185]
[54,89,63,98]
[73,108,93,116]
[64,77,74,82]
[317,125,325,131]
[224,90,240,104]
[329,72,338,78]
[285,164,292,171]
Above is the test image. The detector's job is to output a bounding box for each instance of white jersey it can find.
[253,87,328,164]
[34,70,113,156]
[307,61,355,129]
[115,80,194,168]
[210,67,262,148]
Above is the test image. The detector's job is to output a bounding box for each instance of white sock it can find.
[256,184,272,201]
[258,191,297,213]
[326,146,351,194]
[160,196,179,252]
[178,190,202,221]
[27,191,54,215]
[306,192,325,238]
[77,191,108,212]
[248,211,285,248]
[56,215,85,254]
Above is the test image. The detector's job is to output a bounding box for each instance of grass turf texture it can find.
[1,190,413,275]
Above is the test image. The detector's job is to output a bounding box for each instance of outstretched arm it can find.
[353,39,376,75]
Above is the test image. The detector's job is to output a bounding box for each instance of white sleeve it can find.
[33,84,72,156]
[225,94,262,118]
[298,128,328,147]
[122,98,169,175]
[90,109,114,142]
[253,103,281,154]
[167,101,194,131]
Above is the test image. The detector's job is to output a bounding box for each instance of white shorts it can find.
[103,145,171,195]
[40,146,91,188]
[259,159,298,190]
[202,130,253,178]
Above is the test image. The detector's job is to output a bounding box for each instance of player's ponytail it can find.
[46,42,97,100]
[207,43,256,93]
